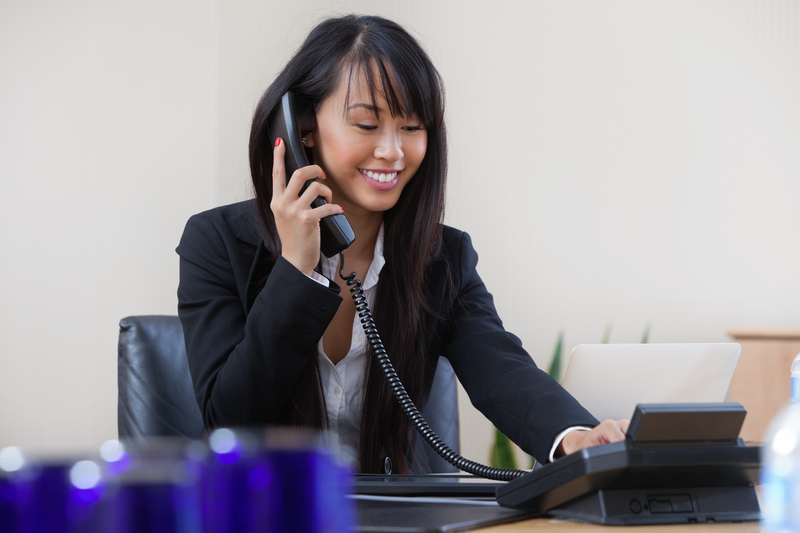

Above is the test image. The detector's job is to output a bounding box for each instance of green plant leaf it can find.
[602,323,612,344]
[547,331,564,382]
[489,428,518,469]
[641,323,651,344]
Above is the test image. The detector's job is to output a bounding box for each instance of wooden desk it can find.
[478,518,760,532]
[727,328,800,441]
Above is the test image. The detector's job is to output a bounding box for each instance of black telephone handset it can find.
[268,91,356,257]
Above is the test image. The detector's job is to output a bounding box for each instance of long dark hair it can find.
[249,15,448,473]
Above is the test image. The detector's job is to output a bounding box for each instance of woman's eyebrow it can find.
[348,103,384,113]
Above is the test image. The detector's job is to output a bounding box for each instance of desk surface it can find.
[478,518,760,532]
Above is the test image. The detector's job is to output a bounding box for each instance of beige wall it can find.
[0,0,218,452]
[1,1,798,465]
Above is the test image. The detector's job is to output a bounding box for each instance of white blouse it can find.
[311,225,385,468]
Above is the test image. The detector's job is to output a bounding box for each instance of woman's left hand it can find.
[557,419,630,457]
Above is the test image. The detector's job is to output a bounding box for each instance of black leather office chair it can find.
[117,315,460,472]
[117,316,204,439]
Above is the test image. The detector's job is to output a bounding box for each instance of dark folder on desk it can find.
[353,495,531,533]
[353,475,531,532]
[355,474,502,498]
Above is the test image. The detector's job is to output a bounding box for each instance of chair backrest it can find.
[117,315,204,439]
[117,315,460,471]
[421,357,460,472]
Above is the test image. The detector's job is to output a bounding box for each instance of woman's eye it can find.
[356,124,378,131]
[403,125,424,132]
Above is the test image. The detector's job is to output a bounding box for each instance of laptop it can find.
[560,343,741,421]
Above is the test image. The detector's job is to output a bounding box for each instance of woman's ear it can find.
[303,132,316,147]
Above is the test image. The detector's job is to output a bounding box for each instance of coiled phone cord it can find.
[338,253,528,482]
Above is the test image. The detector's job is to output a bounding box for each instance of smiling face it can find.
[306,65,428,217]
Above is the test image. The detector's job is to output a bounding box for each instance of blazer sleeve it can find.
[176,211,342,429]
[441,231,599,463]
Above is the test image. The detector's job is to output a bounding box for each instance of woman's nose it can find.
[374,130,404,161]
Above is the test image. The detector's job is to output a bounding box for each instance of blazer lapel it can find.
[233,201,278,314]
[245,241,276,314]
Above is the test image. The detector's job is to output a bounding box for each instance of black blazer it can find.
[176,200,598,465]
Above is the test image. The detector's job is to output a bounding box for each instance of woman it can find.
[177,14,627,474]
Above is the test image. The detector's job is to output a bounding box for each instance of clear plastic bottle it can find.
[762,405,800,532]
[792,352,800,405]
[761,352,800,532]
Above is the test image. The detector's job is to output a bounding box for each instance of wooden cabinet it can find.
[726,329,800,442]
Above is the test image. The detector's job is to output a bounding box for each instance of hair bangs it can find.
[339,38,439,128]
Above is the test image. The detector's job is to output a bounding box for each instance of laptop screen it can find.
[560,343,740,421]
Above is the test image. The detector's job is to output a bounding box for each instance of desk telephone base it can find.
[496,403,762,525]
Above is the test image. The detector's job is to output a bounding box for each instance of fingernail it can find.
[275,138,281,147]
[341,206,344,212]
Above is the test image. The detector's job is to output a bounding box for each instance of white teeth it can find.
[360,169,397,182]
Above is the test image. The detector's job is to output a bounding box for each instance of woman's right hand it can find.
[271,138,343,277]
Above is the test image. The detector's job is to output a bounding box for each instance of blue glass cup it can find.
[0,447,25,532]
[243,429,355,533]
[0,447,113,533]
[202,427,355,533]
[203,428,262,533]
[106,438,206,533]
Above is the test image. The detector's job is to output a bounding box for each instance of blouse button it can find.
[355,334,362,343]
[334,386,341,395]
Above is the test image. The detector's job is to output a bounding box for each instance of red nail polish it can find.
[341,206,345,212]
[274,138,281,147]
